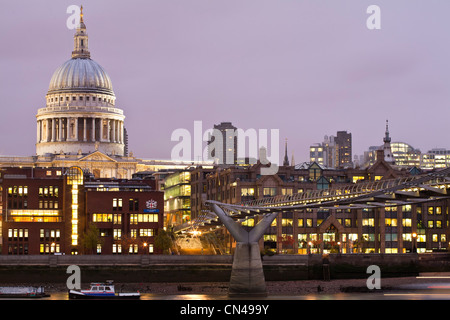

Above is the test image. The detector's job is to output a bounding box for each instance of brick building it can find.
[190,150,450,254]
[1,166,164,255]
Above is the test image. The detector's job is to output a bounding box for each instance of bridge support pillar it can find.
[229,242,267,297]
[209,203,278,297]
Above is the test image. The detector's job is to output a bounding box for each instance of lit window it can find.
[263,188,277,196]
[417,235,426,242]
[345,219,352,227]
[139,229,155,237]
[113,214,122,225]
[112,244,122,254]
[402,219,412,227]
[385,218,397,227]
[352,176,365,183]
[403,233,412,241]
[241,188,255,197]
[113,229,122,240]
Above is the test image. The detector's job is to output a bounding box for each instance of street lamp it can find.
[412,232,417,253]
[192,230,201,237]
[143,242,148,254]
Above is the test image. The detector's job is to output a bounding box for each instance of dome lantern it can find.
[72,5,90,59]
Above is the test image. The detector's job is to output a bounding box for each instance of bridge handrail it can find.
[239,169,449,207]
[182,168,450,235]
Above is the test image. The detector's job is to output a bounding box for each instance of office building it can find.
[2,166,164,255]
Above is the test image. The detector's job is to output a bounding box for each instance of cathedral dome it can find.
[48,58,114,96]
[36,7,125,158]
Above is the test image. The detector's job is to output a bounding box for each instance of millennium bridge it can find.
[175,166,450,296]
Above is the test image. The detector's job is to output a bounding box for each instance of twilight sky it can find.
[1,0,450,164]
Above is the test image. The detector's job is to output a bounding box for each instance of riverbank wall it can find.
[0,253,448,284]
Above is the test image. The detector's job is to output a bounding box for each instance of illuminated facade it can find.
[1,166,164,255]
[66,167,84,249]
[390,142,421,167]
[364,143,450,170]
[309,132,351,169]
[164,170,192,227]
[362,122,450,170]
[365,141,421,168]
[2,168,65,254]
[421,149,450,169]
[335,131,352,168]
[309,144,325,166]
[192,151,450,254]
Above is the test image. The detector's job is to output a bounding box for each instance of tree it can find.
[80,223,104,254]
[154,229,174,254]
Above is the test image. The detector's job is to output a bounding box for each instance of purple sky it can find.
[1,1,450,163]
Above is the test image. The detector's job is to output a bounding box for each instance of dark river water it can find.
[4,291,450,300]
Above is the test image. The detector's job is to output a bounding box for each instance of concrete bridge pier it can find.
[229,242,267,296]
[210,203,278,297]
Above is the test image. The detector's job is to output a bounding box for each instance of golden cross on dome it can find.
[80,5,84,23]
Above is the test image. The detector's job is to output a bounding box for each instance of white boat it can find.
[68,281,140,300]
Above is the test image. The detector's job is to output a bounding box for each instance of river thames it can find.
[5,290,450,300]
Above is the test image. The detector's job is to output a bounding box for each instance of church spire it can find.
[283,138,290,166]
[383,119,395,164]
[384,119,391,143]
[71,5,90,59]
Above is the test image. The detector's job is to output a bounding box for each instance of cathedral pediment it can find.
[78,151,117,163]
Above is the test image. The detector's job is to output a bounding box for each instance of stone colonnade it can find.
[37,117,124,144]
